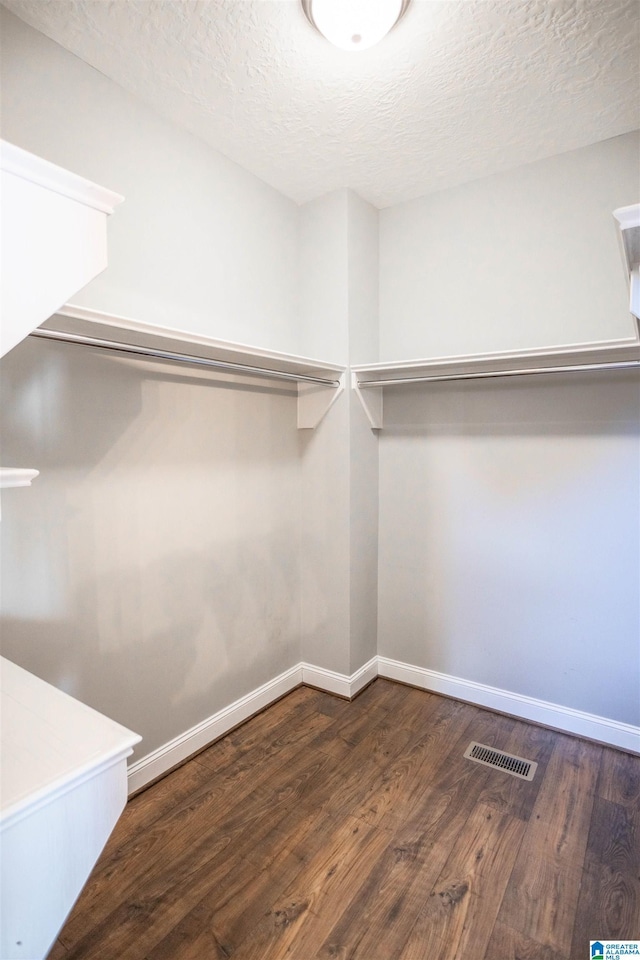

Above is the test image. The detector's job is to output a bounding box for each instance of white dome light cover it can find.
[302,0,411,52]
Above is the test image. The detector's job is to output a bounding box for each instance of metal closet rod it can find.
[29,328,341,387]
[358,359,640,387]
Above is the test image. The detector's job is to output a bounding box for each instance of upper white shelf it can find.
[0,469,39,520]
[1,141,122,214]
[0,140,123,360]
[32,304,346,428]
[0,468,39,489]
[613,203,640,321]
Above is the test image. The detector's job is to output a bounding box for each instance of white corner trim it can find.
[377,657,640,755]
[350,656,380,695]
[127,664,302,794]
[301,657,378,699]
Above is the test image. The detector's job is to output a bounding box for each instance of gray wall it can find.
[297,190,380,674]
[0,9,305,760]
[1,339,302,760]
[378,372,640,725]
[377,136,640,727]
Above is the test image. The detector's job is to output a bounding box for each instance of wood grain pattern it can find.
[598,745,640,807]
[477,717,556,821]
[54,680,640,960]
[484,922,569,960]
[570,794,640,956]
[497,852,584,956]
[228,817,390,960]
[512,734,602,869]
[397,804,526,960]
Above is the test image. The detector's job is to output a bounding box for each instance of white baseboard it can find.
[127,657,378,794]
[127,664,303,794]
[301,656,378,699]
[128,654,638,793]
[377,656,640,755]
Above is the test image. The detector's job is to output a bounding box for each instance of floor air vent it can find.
[463,742,537,781]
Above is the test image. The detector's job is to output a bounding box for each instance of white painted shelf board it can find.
[614,202,640,234]
[1,140,123,215]
[1,141,123,359]
[613,203,640,321]
[39,304,346,384]
[0,657,140,829]
[0,468,39,489]
[353,339,640,385]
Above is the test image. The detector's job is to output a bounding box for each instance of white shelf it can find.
[33,304,346,429]
[41,304,345,383]
[0,468,39,489]
[0,658,139,826]
[352,339,640,429]
[613,203,640,321]
[1,657,140,960]
[0,141,123,360]
[1,140,122,215]
[0,469,39,519]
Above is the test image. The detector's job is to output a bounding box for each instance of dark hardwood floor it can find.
[50,680,640,960]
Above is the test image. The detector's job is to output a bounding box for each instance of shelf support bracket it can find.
[352,373,383,430]
[297,374,345,429]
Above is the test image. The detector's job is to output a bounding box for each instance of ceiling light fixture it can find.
[301,0,411,52]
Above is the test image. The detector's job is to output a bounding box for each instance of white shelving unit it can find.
[0,658,140,960]
[1,142,142,960]
[33,304,346,429]
[0,469,39,489]
[614,203,640,322]
[0,469,39,520]
[0,140,123,359]
[352,339,640,429]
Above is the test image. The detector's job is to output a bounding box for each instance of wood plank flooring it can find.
[52,680,640,960]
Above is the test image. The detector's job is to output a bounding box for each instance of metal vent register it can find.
[463,742,537,781]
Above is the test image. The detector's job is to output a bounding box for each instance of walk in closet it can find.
[1,4,639,957]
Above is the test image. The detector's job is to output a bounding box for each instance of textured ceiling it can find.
[2,0,639,208]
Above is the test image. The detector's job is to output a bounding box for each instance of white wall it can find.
[379,133,640,360]
[0,7,301,355]
[0,338,302,760]
[378,371,640,727]
[296,191,349,363]
[347,192,379,366]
